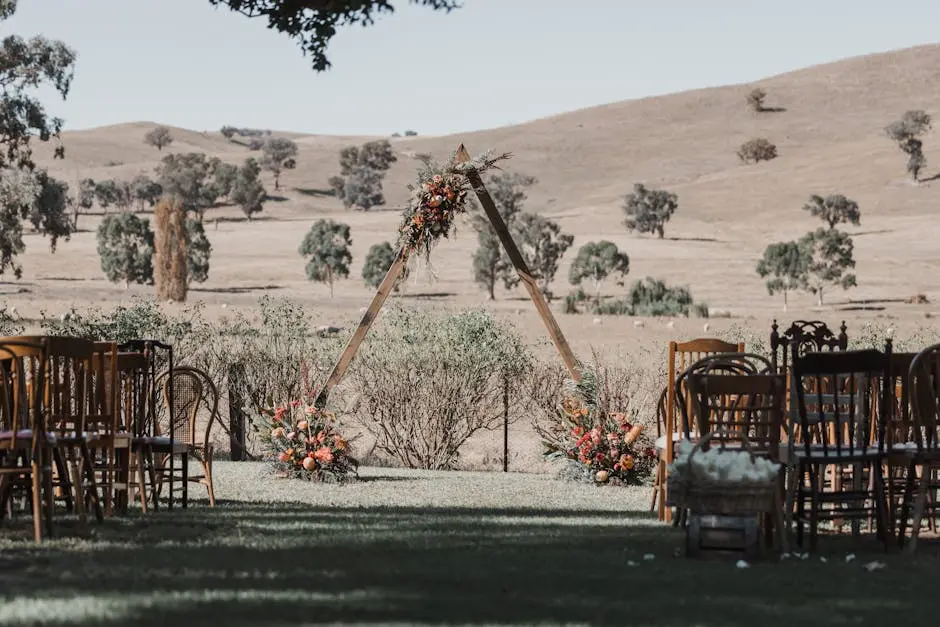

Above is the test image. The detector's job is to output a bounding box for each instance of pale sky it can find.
[4,0,940,136]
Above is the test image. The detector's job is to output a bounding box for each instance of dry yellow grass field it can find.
[4,45,940,470]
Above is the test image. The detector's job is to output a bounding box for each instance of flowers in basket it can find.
[261,401,359,482]
[668,439,780,484]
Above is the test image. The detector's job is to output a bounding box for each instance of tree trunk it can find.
[487,278,495,300]
[783,291,788,312]
[817,289,824,307]
[274,174,280,191]
[328,265,334,298]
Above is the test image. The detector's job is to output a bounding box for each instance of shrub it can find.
[0,303,23,335]
[627,277,696,317]
[348,307,531,470]
[737,138,777,164]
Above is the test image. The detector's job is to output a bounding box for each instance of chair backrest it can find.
[792,343,892,457]
[0,339,48,451]
[32,336,94,436]
[664,339,744,462]
[884,351,918,446]
[770,319,848,374]
[86,341,118,437]
[675,352,771,438]
[158,366,219,447]
[909,343,940,452]
[687,371,787,461]
[112,352,150,437]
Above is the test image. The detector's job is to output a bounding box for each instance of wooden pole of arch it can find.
[314,144,580,408]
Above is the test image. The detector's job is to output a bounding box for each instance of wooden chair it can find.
[686,370,788,551]
[84,341,130,516]
[655,338,744,522]
[790,345,893,551]
[0,339,54,542]
[36,336,105,523]
[150,367,220,507]
[896,343,940,552]
[112,352,155,513]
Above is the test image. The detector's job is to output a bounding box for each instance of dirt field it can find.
[3,44,940,470]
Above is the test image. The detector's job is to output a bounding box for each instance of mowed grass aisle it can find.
[0,464,937,626]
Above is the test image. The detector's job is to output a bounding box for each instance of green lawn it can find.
[0,465,937,626]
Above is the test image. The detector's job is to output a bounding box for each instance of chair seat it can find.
[781,443,886,463]
[655,433,688,451]
[134,436,192,454]
[0,429,57,444]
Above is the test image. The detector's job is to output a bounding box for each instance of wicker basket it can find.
[666,430,778,516]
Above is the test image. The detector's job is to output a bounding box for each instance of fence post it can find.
[503,372,509,473]
[228,363,247,461]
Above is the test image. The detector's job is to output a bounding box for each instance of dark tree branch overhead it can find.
[209,0,461,71]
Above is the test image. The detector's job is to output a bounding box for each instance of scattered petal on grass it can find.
[845,554,856,563]
[643,553,655,561]
[819,557,828,563]
[800,552,810,560]
[626,560,638,567]
[735,560,749,569]
[780,553,791,560]
[863,561,886,572]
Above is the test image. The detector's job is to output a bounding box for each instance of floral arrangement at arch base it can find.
[397,149,511,261]
[541,369,656,486]
[258,400,359,482]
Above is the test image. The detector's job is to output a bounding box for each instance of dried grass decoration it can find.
[397,149,511,261]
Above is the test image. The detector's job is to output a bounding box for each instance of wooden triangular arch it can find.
[314,144,581,408]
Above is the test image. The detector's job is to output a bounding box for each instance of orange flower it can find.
[271,427,285,438]
[296,420,309,430]
[314,447,334,464]
[619,454,634,470]
[444,186,454,200]
[335,437,348,451]
[428,195,443,208]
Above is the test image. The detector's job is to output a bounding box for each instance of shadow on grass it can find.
[0,502,936,626]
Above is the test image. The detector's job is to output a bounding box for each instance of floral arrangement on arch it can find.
[259,400,359,482]
[397,149,511,260]
[541,370,656,486]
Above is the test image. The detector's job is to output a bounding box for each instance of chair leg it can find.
[134,450,148,514]
[897,461,916,548]
[41,447,55,539]
[52,448,73,513]
[872,462,891,551]
[203,458,215,507]
[809,466,820,553]
[79,442,104,523]
[182,453,189,509]
[649,462,660,512]
[29,462,43,543]
[904,469,932,555]
[68,449,87,524]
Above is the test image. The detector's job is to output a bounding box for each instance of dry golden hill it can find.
[11,43,940,352]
